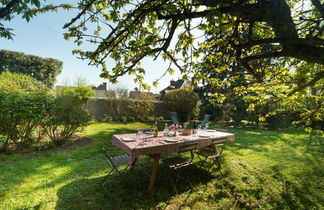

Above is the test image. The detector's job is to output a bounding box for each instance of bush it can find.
[266,111,299,130]
[57,86,95,103]
[101,115,113,122]
[0,72,94,151]
[162,89,199,122]
[156,116,164,121]
[42,96,92,146]
[0,72,53,151]
[128,93,155,121]
[42,86,94,146]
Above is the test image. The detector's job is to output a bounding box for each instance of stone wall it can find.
[86,98,169,120]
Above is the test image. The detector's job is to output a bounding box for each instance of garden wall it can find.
[86,98,169,120]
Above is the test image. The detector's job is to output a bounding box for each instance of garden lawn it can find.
[0,123,323,209]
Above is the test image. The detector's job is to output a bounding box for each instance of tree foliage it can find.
[0,49,63,88]
[42,95,92,147]
[0,72,93,151]
[0,72,53,151]
[0,0,72,39]
[64,0,323,129]
[128,92,155,121]
[162,89,199,122]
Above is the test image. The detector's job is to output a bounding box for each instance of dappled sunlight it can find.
[1,123,323,209]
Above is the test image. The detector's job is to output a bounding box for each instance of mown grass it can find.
[0,122,323,209]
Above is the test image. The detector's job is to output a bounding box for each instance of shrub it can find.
[162,89,199,122]
[42,96,92,146]
[156,116,164,121]
[266,111,299,130]
[43,86,93,146]
[128,93,155,121]
[56,85,95,103]
[126,116,136,122]
[0,72,53,151]
[101,115,113,122]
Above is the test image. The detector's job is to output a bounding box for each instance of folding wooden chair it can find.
[100,138,130,192]
[162,142,198,192]
[196,138,226,175]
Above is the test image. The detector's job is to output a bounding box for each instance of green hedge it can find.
[0,72,93,152]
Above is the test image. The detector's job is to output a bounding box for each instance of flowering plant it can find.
[169,124,182,130]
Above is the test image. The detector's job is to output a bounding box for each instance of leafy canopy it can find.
[0,0,72,39]
[63,0,323,128]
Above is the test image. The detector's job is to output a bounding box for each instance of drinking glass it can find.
[197,125,202,134]
[137,129,143,136]
[205,123,209,130]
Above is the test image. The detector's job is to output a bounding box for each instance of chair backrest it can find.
[99,138,115,168]
[198,114,211,127]
[179,142,198,153]
[169,112,180,125]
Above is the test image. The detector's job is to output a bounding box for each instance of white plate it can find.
[122,137,136,142]
[164,138,178,143]
[199,134,212,138]
[144,131,152,134]
[206,129,216,132]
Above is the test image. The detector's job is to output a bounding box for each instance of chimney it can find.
[103,82,107,90]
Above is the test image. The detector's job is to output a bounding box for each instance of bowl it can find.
[182,129,192,135]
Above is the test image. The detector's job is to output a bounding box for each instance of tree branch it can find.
[0,0,20,19]
[63,0,97,29]
[311,0,324,18]
[288,70,324,96]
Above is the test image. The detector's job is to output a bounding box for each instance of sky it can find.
[0,3,181,93]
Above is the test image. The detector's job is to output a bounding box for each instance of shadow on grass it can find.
[0,126,138,201]
[55,161,218,209]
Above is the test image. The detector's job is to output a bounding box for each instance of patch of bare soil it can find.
[58,135,92,150]
[2,135,92,155]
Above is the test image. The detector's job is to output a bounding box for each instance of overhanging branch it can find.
[0,0,20,19]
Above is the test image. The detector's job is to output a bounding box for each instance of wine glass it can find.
[205,123,209,130]
[137,129,143,136]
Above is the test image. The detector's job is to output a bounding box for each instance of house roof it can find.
[95,82,107,90]
[160,79,185,93]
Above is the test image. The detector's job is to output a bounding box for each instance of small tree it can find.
[163,89,199,122]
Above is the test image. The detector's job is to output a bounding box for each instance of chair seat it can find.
[110,154,130,167]
[196,149,222,158]
[162,156,191,169]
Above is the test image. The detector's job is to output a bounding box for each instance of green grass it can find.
[0,123,323,209]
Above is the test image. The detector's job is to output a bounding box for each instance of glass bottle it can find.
[193,120,196,134]
[153,121,158,137]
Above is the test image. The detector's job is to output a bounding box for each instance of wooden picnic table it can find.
[112,130,235,192]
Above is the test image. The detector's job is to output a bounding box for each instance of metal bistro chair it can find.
[198,114,211,128]
[196,138,226,175]
[169,112,180,125]
[162,142,198,192]
[100,138,130,192]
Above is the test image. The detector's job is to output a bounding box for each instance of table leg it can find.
[130,158,137,171]
[148,154,161,192]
